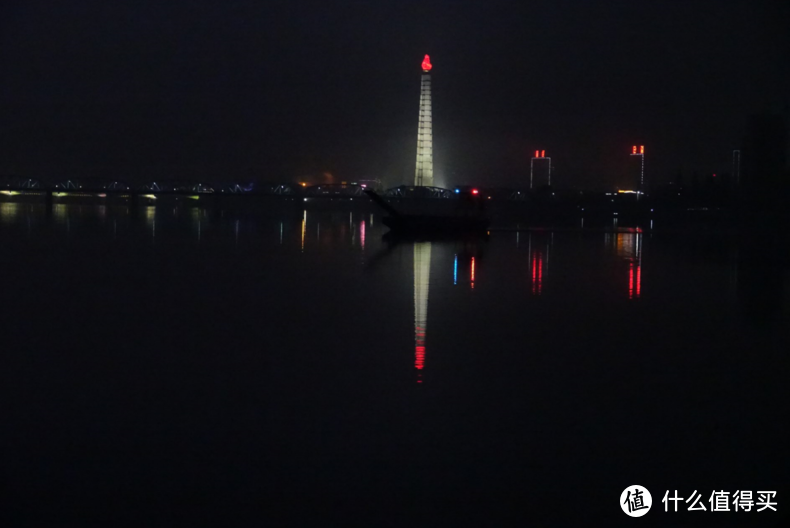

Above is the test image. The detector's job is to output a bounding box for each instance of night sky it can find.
[1,0,788,189]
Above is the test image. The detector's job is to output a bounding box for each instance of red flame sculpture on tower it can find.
[422,54,432,72]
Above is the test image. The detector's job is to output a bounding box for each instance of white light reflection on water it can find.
[413,242,431,383]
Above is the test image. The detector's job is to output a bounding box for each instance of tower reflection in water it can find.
[413,242,431,383]
[612,231,643,299]
[527,233,551,296]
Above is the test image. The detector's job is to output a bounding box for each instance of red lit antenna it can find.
[421,55,432,72]
[541,150,545,158]
[535,150,539,158]
[640,145,645,154]
[632,146,637,154]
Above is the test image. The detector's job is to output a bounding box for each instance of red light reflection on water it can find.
[531,252,543,295]
[415,343,425,370]
[636,260,642,297]
[623,233,642,300]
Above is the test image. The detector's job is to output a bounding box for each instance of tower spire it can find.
[415,55,433,187]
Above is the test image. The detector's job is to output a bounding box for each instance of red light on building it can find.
[535,150,539,158]
[471,189,479,195]
[421,55,432,72]
[640,145,645,154]
[541,150,545,158]
[632,146,637,154]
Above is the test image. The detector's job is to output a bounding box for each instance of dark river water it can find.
[1,202,788,527]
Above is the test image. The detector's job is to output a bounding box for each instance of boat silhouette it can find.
[364,189,490,234]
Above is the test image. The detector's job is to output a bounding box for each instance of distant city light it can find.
[471,189,479,195]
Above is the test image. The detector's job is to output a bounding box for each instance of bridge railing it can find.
[382,185,455,199]
[303,184,366,197]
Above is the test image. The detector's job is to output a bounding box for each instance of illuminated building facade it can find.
[414,55,434,187]
[530,150,551,189]
[629,145,645,189]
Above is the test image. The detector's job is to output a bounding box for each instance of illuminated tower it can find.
[413,242,431,382]
[530,150,551,189]
[629,145,645,189]
[414,55,434,187]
